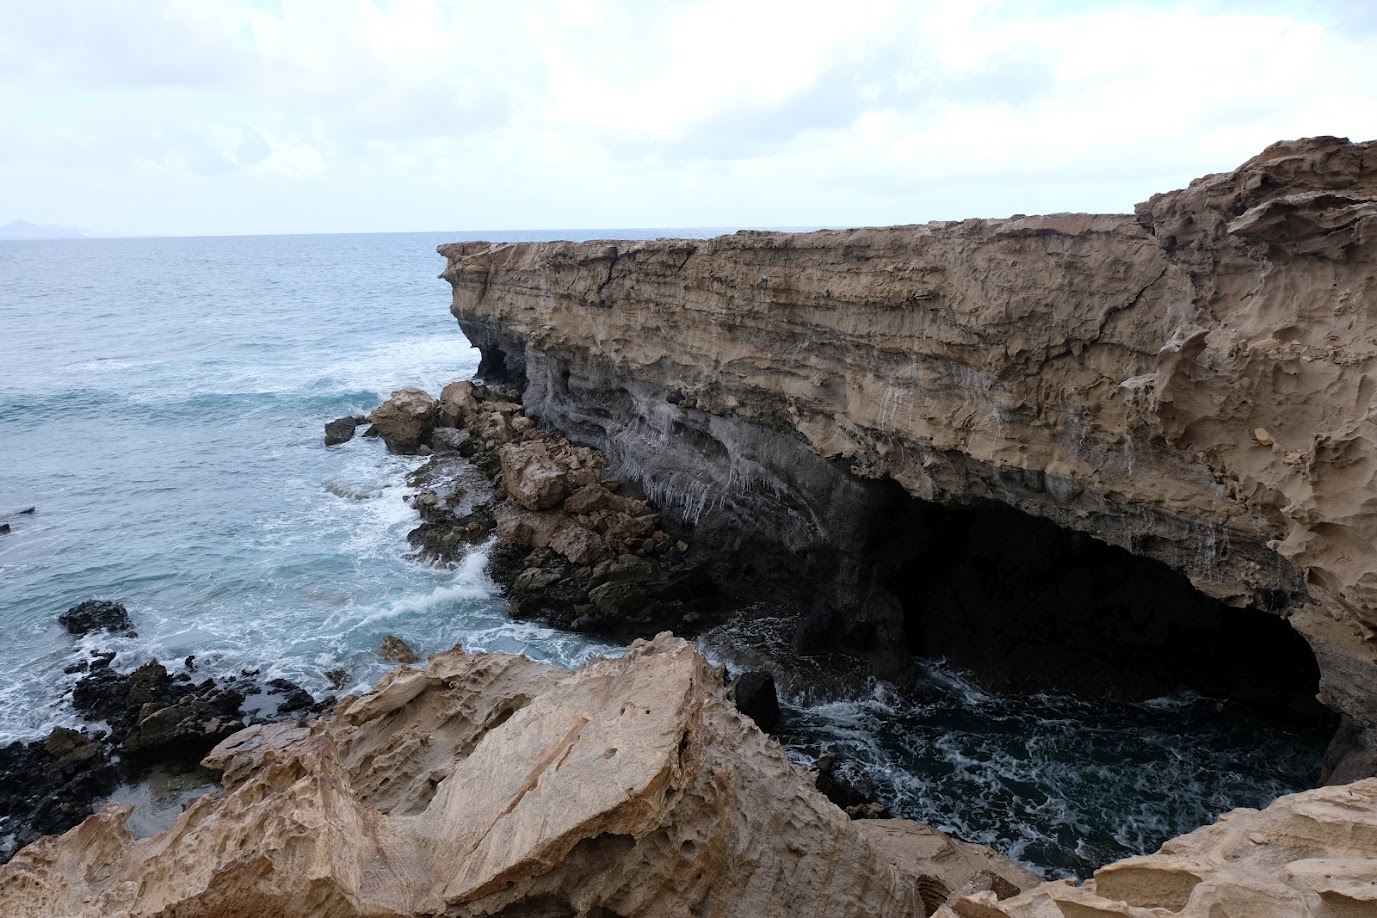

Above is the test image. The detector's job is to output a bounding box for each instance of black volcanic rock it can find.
[324,416,361,446]
[59,600,136,637]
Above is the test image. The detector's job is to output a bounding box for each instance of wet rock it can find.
[431,427,473,454]
[323,416,360,446]
[367,388,437,454]
[325,669,350,690]
[58,600,136,637]
[588,579,648,619]
[380,635,420,664]
[265,678,315,715]
[816,750,878,811]
[0,523,9,535]
[0,727,117,859]
[730,671,780,733]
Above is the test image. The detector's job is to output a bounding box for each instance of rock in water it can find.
[367,388,437,454]
[323,416,360,446]
[0,636,1037,916]
[58,600,136,637]
[379,634,420,663]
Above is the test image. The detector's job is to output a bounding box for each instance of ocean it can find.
[0,230,1327,877]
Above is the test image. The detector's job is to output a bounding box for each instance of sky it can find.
[1,0,1375,237]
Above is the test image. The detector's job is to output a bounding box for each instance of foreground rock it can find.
[0,636,1037,916]
[940,778,1377,917]
[439,137,1377,760]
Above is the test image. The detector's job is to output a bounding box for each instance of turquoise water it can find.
[0,230,1326,877]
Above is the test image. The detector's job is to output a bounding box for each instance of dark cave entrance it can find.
[869,485,1332,724]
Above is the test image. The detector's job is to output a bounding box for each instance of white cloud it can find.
[0,0,1373,235]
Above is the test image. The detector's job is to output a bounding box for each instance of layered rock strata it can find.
[439,137,1377,755]
[0,636,1038,917]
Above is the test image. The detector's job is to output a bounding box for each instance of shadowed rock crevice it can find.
[868,485,1330,719]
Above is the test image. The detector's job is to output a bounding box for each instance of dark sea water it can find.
[0,230,1326,877]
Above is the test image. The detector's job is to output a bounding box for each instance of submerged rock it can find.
[0,636,1037,916]
[58,600,136,637]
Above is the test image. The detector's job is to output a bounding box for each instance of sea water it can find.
[0,231,1326,877]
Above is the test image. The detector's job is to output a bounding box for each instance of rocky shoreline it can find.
[361,380,719,640]
[0,600,330,863]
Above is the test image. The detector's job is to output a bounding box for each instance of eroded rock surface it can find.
[0,636,1037,917]
[439,137,1377,753]
[367,387,437,454]
[939,778,1377,917]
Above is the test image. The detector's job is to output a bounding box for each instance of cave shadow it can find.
[862,482,1334,727]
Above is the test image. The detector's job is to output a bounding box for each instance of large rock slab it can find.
[0,637,1036,916]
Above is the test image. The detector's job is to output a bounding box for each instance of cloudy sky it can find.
[2,0,1375,236]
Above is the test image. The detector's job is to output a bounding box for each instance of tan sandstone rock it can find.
[367,387,437,454]
[0,636,1035,917]
[938,778,1377,918]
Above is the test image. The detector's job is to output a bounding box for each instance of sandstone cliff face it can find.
[0,636,1037,916]
[439,137,1377,744]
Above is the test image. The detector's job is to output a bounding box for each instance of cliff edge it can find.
[440,137,1377,764]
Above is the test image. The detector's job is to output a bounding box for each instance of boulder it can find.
[367,388,437,454]
[0,636,1037,916]
[816,749,878,811]
[58,600,135,637]
[430,426,474,454]
[323,416,360,446]
[437,379,478,428]
[497,440,569,509]
[588,579,648,619]
[379,635,420,664]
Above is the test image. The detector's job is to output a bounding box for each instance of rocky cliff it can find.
[439,137,1377,761]
[0,636,1037,916]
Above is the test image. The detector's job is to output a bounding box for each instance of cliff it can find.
[439,137,1377,759]
[0,636,1037,916]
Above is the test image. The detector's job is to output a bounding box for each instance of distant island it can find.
[0,219,105,240]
